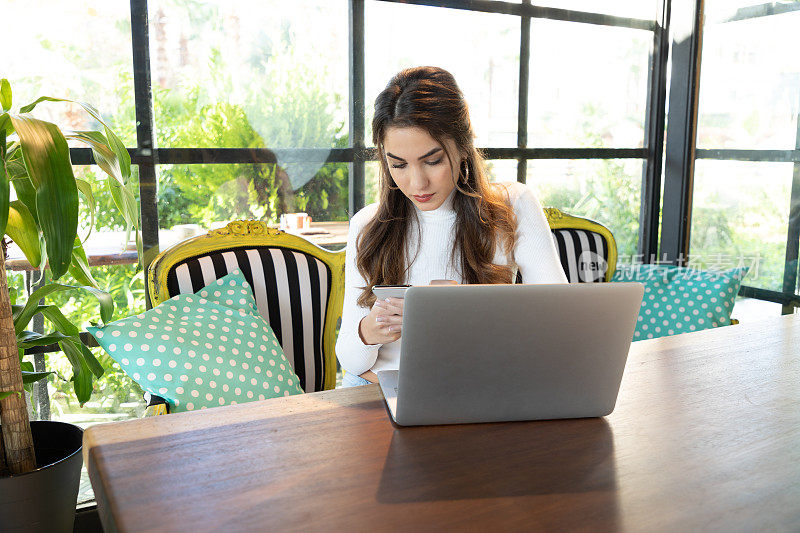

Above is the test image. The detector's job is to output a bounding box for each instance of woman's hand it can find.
[359,297,404,345]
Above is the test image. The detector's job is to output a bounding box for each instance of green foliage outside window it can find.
[532,104,641,260]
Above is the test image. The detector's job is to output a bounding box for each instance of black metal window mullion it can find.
[659,0,704,266]
[348,0,366,216]
[516,0,531,184]
[373,0,656,31]
[638,0,671,261]
[130,0,160,309]
[696,148,800,162]
[780,90,800,314]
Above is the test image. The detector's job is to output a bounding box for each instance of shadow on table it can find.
[377,417,617,503]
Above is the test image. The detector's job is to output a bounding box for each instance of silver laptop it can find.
[377,282,644,426]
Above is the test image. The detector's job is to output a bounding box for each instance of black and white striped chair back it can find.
[550,228,609,283]
[165,247,332,393]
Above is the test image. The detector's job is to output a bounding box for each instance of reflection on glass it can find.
[690,160,792,294]
[4,0,136,145]
[697,11,800,150]
[526,159,643,258]
[157,163,349,229]
[365,2,519,148]
[528,20,650,148]
[149,0,348,165]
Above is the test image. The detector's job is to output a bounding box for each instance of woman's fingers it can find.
[366,297,404,344]
[380,297,404,316]
[383,327,402,341]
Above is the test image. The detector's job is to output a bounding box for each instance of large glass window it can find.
[365,2,520,147]
[149,0,348,151]
[528,20,652,148]
[4,0,136,145]
[690,160,791,292]
[697,8,800,150]
[526,159,643,258]
[147,1,349,224]
[693,3,800,317]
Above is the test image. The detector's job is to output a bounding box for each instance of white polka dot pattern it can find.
[88,270,304,412]
[612,265,748,340]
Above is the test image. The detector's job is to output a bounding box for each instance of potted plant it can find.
[0,78,140,532]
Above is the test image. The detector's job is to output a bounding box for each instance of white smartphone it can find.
[372,285,411,299]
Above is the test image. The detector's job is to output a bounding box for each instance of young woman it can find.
[336,66,567,387]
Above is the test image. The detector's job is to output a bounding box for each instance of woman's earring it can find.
[462,160,470,184]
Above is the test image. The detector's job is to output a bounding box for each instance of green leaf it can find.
[41,305,79,336]
[22,370,53,385]
[59,339,93,404]
[0,391,21,400]
[82,285,114,324]
[14,282,114,335]
[19,96,73,114]
[8,176,39,226]
[0,79,11,112]
[7,160,28,181]
[75,178,96,242]
[0,149,9,237]
[19,97,131,180]
[66,130,140,265]
[10,114,78,278]
[21,96,96,120]
[15,288,64,333]
[17,330,73,348]
[20,361,34,372]
[79,342,104,379]
[69,240,99,289]
[6,200,43,269]
[12,303,42,324]
[65,131,120,185]
[0,113,12,137]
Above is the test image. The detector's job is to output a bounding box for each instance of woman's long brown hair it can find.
[356,66,517,308]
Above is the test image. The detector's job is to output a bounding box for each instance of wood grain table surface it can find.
[84,314,800,532]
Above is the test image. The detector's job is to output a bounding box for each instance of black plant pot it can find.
[0,420,84,533]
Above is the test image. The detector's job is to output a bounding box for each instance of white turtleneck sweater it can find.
[335,181,568,376]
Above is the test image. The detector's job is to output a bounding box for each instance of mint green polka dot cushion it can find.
[88,270,304,412]
[611,265,749,340]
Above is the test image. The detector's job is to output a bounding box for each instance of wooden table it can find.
[84,315,800,532]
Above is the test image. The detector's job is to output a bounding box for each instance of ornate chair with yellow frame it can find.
[518,208,618,284]
[143,220,345,414]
